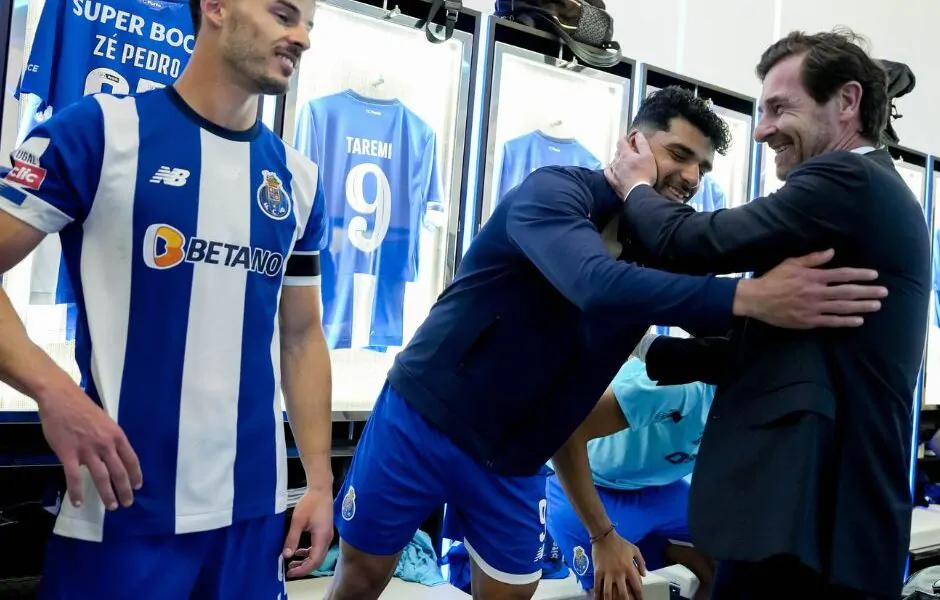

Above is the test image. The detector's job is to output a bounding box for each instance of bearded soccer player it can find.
[0,0,333,597]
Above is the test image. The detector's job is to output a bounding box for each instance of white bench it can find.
[286,571,672,599]
[287,577,470,598]
[911,505,940,554]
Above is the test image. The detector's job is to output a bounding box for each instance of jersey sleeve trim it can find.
[0,179,73,233]
[283,250,321,287]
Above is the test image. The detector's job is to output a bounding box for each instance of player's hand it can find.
[38,389,142,511]
[604,132,658,200]
[733,248,888,329]
[283,482,333,578]
[592,531,647,600]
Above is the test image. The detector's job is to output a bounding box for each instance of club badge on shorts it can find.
[572,546,590,577]
[257,170,292,220]
[341,486,356,521]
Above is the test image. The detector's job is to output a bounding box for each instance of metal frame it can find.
[0,0,12,125]
[469,16,636,242]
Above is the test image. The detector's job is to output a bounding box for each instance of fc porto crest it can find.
[341,486,357,521]
[572,546,590,577]
[256,169,292,220]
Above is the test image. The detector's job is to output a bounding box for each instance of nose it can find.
[680,162,700,187]
[754,116,774,143]
[291,26,311,51]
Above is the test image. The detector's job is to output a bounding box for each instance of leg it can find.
[450,464,550,600]
[544,474,652,594]
[191,513,289,599]
[38,532,203,599]
[326,383,450,600]
[645,480,714,599]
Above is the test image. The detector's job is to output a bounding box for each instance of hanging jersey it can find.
[496,131,602,201]
[586,358,715,490]
[688,173,727,213]
[0,87,327,542]
[934,229,940,328]
[293,90,443,349]
[18,0,195,307]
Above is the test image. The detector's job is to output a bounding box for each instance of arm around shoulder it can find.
[621,154,866,275]
[504,168,740,331]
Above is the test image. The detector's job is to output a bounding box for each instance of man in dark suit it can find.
[558,30,929,600]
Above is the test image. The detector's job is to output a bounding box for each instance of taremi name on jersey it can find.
[0,86,327,542]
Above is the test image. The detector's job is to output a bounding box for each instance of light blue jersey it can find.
[587,358,715,490]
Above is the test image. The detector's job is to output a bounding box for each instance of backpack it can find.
[493,0,623,68]
[423,0,463,44]
[878,58,916,145]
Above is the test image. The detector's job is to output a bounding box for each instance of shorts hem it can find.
[463,538,542,586]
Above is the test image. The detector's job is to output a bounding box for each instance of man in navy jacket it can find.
[583,32,927,600]
[325,87,888,600]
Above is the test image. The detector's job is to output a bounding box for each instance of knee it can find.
[329,541,398,599]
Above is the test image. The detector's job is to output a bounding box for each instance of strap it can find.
[528,11,622,68]
[424,0,461,44]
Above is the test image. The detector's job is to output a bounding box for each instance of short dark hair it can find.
[189,0,200,33]
[756,28,888,144]
[632,86,731,155]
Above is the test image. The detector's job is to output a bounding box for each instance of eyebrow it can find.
[274,0,313,28]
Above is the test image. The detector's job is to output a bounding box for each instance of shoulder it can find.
[279,138,321,199]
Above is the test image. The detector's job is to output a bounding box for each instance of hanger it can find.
[371,74,385,89]
[547,119,563,129]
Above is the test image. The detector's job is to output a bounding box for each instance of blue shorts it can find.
[335,382,547,585]
[545,474,692,590]
[39,513,287,599]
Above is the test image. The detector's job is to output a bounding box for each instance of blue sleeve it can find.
[292,102,320,164]
[284,172,327,287]
[424,133,444,212]
[610,358,712,429]
[504,168,737,330]
[18,0,62,110]
[0,96,104,232]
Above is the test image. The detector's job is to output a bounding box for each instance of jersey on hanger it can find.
[688,173,728,213]
[496,130,602,201]
[17,0,195,308]
[293,90,443,350]
[0,87,326,542]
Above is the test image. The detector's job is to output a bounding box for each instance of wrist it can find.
[590,522,617,543]
[731,278,760,319]
[302,454,333,489]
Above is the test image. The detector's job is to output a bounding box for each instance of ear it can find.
[201,0,225,29]
[626,128,640,152]
[838,81,863,122]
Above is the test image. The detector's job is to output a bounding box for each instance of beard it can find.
[220,14,290,95]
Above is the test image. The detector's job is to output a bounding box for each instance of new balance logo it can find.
[150,167,190,187]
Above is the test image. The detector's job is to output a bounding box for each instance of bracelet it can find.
[590,522,617,543]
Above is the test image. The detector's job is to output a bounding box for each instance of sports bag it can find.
[878,58,916,145]
[493,0,623,68]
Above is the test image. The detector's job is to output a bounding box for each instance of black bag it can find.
[878,58,916,145]
[423,0,462,44]
[493,0,622,68]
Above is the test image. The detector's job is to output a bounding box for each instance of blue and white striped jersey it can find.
[0,87,327,542]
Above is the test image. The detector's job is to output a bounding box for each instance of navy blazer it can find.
[625,149,929,599]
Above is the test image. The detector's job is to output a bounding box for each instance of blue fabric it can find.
[394,530,446,586]
[293,90,443,350]
[335,382,547,578]
[545,474,691,590]
[311,545,340,577]
[688,174,728,212]
[496,130,602,201]
[39,513,287,599]
[587,358,715,490]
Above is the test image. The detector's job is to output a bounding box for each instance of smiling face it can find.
[217,0,315,95]
[636,117,716,203]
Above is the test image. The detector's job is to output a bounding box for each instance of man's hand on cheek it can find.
[605,132,658,201]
